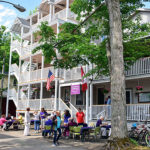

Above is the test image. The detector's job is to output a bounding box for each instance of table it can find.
[80,127,94,142]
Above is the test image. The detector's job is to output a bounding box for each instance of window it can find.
[139,92,150,103]
[76,91,83,105]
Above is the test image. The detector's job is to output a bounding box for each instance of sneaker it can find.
[56,142,59,146]
[52,144,57,147]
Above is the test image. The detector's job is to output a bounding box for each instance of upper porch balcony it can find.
[17,57,150,84]
[22,8,76,39]
[60,57,150,83]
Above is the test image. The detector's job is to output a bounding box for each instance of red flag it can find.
[81,67,87,92]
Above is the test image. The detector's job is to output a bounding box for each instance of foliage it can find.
[33,0,150,77]
[0,25,19,72]
[29,7,38,16]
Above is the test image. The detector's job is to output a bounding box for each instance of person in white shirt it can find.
[33,111,40,133]
[24,108,31,136]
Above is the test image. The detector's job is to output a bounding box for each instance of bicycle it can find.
[128,124,150,146]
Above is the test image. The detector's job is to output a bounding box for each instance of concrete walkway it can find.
[0,130,106,150]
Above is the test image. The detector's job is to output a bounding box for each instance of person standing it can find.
[24,108,31,136]
[33,111,40,133]
[40,108,48,130]
[53,111,61,146]
[107,96,111,118]
[76,108,85,125]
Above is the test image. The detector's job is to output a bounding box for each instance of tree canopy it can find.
[0,25,19,73]
[33,0,150,77]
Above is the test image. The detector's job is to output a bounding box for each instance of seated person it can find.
[96,116,111,137]
[6,114,13,129]
[68,118,77,127]
[63,118,77,137]
[42,116,53,137]
[13,113,23,124]
[64,110,71,125]
[0,115,7,131]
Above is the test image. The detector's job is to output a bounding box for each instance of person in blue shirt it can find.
[107,96,111,118]
[107,96,111,105]
[64,110,71,125]
[53,111,61,146]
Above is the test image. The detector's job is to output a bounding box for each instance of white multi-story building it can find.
[8,0,150,123]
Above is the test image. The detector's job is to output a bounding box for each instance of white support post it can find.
[54,21,60,110]
[55,70,59,110]
[53,5,55,15]
[58,85,61,110]
[30,17,32,26]
[57,21,60,34]
[27,84,30,107]
[66,0,69,20]
[38,11,40,23]
[85,65,89,124]
[89,83,93,121]
[40,56,44,109]
[17,58,21,113]
[6,33,13,117]
[49,4,52,22]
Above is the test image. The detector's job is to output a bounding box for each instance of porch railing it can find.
[125,57,150,76]
[19,67,54,83]
[92,104,150,121]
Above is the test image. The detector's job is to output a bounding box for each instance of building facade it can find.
[8,0,150,122]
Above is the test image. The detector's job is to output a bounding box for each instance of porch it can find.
[92,104,150,121]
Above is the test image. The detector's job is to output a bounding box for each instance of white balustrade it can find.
[30,69,42,81]
[125,57,150,76]
[29,99,40,110]
[41,98,55,110]
[42,67,55,80]
[92,104,150,121]
[18,100,27,110]
[69,102,78,118]
[19,67,54,83]
[9,88,17,106]
[59,98,71,113]
[10,64,19,81]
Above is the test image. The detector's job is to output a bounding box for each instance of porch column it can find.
[58,85,61,110]
[85,65,89,124]
[40,56,44,109]
[27,84,30,107]
[55,70,59,110]
[30,17,32,26]
[66,0,69,20]
[17,58,21,112]
[6,33,13,117]
[38,11,40,23]
[89,83,93,120]
[53,5,55,15]
[49,4,52,22]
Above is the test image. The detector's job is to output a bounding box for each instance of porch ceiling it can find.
[11,17,30,34]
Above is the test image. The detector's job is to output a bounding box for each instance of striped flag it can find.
[81,67,87,92]
[46,70,55,91]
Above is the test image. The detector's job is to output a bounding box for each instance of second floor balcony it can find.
[10,57,150,84]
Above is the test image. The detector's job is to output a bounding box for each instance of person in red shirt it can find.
[76,108,85,125]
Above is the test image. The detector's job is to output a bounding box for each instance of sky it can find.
[0,0,150,28]
[0,0,41,27]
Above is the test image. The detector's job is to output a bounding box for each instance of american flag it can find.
[46,70,55,91]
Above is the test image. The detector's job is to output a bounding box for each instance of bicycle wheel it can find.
[145,132,150,147]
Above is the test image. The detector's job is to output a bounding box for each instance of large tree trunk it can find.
[106,0,128,139]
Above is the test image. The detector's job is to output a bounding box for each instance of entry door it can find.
[126,90,132,104]
[98,88,104,105]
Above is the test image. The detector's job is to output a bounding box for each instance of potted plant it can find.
[103,89,109,94]
[136,86,143,91]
